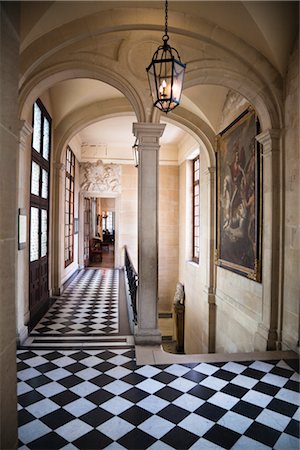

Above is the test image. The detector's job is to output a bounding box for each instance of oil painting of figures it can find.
[216,108,262,281]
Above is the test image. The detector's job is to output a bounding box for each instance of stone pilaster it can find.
[255,129,282,350]
[133,123,165,345]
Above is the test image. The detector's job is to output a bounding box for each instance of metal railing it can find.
[124,246,138,325]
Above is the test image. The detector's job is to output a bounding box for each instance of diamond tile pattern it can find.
[32,269,119,335]
[17,348,300,449]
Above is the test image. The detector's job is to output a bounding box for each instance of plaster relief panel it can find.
[80,160,121,196]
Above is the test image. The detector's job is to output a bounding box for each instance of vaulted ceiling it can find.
[20,1,299,162]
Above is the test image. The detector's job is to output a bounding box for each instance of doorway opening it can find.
[85,197,115,269]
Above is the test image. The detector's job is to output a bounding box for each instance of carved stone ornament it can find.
[80,160,121,195]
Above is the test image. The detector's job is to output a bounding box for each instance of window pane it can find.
[41,209,48,257]
[42,169,48,199]
[31,161,40,195]
[32,103,41,152]
[43,118,50,160]
[30,207,39,261]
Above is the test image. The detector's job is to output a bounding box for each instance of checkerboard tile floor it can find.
[32,269,119,336]
[18,349,300,449]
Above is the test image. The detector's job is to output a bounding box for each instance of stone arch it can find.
[19,64,146,124]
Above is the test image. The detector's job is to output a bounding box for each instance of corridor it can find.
[17,269,299,449]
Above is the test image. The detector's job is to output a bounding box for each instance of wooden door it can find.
[29,100,51,329]
[83,197,91,266]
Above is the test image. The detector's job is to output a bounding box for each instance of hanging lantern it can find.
[146,0,186,113]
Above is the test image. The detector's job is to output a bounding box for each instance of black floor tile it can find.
[161,426,199,449]
[252,381,281,396]
[90,374,115,387]
[203,424,240,449]
[118,428,156,449]
[120,387,149,403]
[26,375,52,388]
[86,389,114,405]
[40,408,75,429]
[188,385,216,400]
[27,431,68,449]
[34,362,58,373]
[267,398,298,417]
[182,370,207,383]
[221,382,248,398]
[195,402,227,421]
[152,371,177,384]
[50,390,80,407]
[284,419,300,438]
[73,429,113,449]
[213,369,237,382]
[18,390,44,407]
[59,375,83,388]
[232,400,263,419]
[158,404,190,424]
[270,366,294,378]
[242,367,265,380]
[121,373,147,386]
[155,386,182,402]
[119,405,153,426]
[64,362,87,373]
[245,422,281,447]
[80,408,114,427]
[284,379,300,392]
[18,409,35,426]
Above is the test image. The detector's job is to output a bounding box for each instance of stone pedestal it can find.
[133,123,165,345]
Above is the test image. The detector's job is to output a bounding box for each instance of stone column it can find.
[255,129,281,350]
[205,166,216,353]
[0,3,19,448]
[17,120,32,344]
[133,123,165,345]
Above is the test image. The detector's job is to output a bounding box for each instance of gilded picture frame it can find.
[216,108,262,281]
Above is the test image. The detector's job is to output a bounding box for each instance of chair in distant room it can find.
[89,238,102,262]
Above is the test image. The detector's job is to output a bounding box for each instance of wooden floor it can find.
[88,244,115,269]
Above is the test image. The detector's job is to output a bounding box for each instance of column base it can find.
[135,328,162,345]
[17,325,28,346]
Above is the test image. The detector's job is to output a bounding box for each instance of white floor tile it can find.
[105,366,131,380]
[193,363,219,376]
[69,381,99,397]
[97,416,135,440]
[138,415,175,439]
[135,365,162,378]
[56,419,93,441]
[200,376,228,391]
[208,391,240,410]
[275,388,300,406]
[18,368,41,381]
[242,390,272,407]
[103,380,132,395]
[19,419,52,444]
[136,378,165,394]
[173,393,205,412]
[217,410,253,433]
[100,396,133,415]
[167,377,197,393]
[26,398,60,418]
[273,432,299,450]
[249,361,274,373]
[45,368,71,381]
[164,364,191,377]
[231,374,259,389]
[36,381,66,397]
[63,398,96,416]
[17,382,33,395]
[261,373,290,387]
[256,409,290,432]
[137,395,169,414]
[179,413,214,437]
[232,435,270,449]
[76,367,101,381]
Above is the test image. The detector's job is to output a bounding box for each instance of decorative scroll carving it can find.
[80,160,121,195]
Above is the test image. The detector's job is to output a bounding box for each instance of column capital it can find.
[133,123,166,149]
[256,129,281,157]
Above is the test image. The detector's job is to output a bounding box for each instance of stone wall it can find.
[0,3,19,448]
[282,38,299,352]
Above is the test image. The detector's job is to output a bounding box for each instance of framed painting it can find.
[216,108,262,281]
